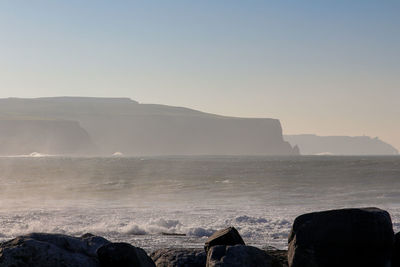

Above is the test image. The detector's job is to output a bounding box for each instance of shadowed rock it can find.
[150,248,206,267]
[97,242,155,267]
[207,245,272,267]
[204,227,245,253]
[392,232,400,267]
[0,233,110,267]
[265,249,288,267]
[288,207,394,267]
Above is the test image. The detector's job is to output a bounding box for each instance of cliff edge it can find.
[0,97,298,156]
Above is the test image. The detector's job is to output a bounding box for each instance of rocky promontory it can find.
[285,134,398,155]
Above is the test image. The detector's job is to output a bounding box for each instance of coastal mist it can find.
[1,155,399,252]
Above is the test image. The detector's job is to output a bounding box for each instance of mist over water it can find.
[1,156,400,251]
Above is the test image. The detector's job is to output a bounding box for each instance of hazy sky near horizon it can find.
[0,1,399,149]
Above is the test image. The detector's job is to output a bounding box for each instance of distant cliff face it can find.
[0,97,298,156]
[284,134,398,155]
[0,120,96,155]
[80,115,296,155]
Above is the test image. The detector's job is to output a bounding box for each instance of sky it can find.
[0,1,399,150]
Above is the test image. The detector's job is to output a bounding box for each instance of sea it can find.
[0,155,399,252]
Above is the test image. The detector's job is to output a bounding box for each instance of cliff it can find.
[0,119,96,155]
[284,134,398,155]
[0,97,298,156]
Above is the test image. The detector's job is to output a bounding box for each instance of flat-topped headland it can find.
[0,97,298,156]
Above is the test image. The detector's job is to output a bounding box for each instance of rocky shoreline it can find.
[0,207,399,267]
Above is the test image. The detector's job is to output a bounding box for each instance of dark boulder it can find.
[206,245,272,267]
[392,232,400,267]
[265,249,288,267]
[97,242,155,267]
[288,207,394,267]
[204,227,245,253]
[150,248,206,267]
[0,232,110,267]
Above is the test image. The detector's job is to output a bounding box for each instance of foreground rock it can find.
[150,248,206,267]
[0,233,110,267]
[265,249,288,267]
[288,207,394,267]
[97,242,155,267]
[204,227,245,253]
[392,232,400,267]
[207,245,272,267]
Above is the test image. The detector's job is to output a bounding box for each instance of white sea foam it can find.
[187,227,216,237]
[124,224,147,235]
[234,215,268,224]
[0,152,55,158]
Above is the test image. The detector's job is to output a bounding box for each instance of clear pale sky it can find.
[0,1,399,150]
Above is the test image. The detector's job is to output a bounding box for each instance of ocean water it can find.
[0,155,399,251]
